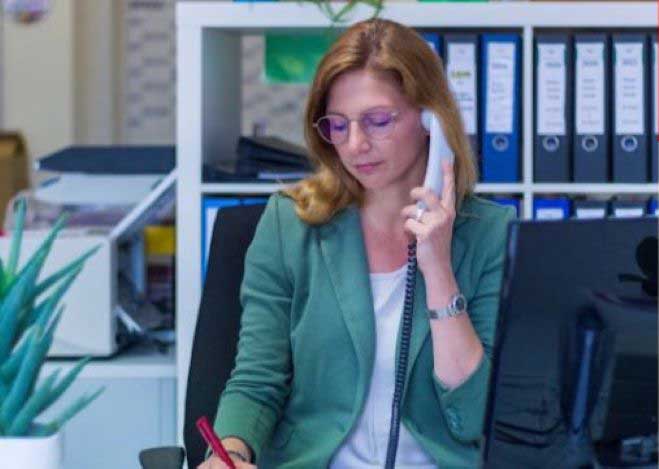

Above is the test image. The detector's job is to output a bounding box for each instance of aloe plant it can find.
[0,198,103,437]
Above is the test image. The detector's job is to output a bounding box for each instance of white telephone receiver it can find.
[419,108,454,210]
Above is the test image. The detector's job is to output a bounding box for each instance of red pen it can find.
[196,415,237,469]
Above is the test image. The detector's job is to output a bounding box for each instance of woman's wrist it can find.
[222,437,253,463]
[424,265,459,309]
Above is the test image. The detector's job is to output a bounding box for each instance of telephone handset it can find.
[420,108,454,202]
[384,108,454,469]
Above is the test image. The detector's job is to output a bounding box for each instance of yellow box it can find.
[0,132,30,226]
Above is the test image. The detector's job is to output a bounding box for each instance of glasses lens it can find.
[317,115,348,144]
[362,111,396,139]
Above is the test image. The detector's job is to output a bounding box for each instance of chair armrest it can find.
[139,446,186,469]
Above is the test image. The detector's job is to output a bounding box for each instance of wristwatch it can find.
[427,292,467,320]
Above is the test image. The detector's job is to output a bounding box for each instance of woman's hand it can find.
[402,159,456,278]
[197,454,257,469]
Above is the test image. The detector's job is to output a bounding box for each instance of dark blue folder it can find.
[481,33,521,182]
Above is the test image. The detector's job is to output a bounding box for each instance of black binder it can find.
[612,34,649,182]
[534,34,572,182]
[444,34,480,160]
[573,34,610,182]
[651,34,658,182]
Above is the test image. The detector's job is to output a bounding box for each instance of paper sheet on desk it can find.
[35,174,163,206]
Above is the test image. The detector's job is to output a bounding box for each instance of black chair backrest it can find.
[184,203,266,468]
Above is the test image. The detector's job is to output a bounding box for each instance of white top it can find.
[329,264,437,469]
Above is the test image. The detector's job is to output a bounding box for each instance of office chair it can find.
[139,203,267,469]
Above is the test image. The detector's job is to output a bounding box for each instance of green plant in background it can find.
[0,198,103,437]
[305,0,384,25]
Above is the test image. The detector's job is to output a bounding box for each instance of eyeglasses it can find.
[313,108,400,145]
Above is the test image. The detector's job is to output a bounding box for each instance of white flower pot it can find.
[0,431,64,469]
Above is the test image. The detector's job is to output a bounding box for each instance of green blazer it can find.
[214,192,515,468]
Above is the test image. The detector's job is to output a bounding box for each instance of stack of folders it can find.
[533,32,658,183]
[421,31,522,182]
[533,196,657,220]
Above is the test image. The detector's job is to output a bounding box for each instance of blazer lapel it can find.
[318,203,472,406]
[318,205,376,404]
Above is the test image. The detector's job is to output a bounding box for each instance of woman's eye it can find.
[331,121,348,132]
[366,113,392,127]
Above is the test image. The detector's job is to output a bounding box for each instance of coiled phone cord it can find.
[384,240,418,469]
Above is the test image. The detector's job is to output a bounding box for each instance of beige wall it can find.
[1,0,119,185]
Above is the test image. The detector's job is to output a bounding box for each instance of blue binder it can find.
[648,197,658,216]
[490,197,520,218]
[481,34,521,182]
[421,32,443,58]
[201,197,268,280]
[533,197,571,220]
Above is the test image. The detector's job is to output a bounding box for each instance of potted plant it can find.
[0,198,103,469]
[305,0,384,24]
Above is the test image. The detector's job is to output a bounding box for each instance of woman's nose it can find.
[346,120,370,152]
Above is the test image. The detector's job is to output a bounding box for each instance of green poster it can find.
[265,33,338,84]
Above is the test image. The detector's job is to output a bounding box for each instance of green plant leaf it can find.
[0,247,49,363]
[0,326,35,382]
[31,386,104,436]
[6,197,26,277]
[0,257,6,296]
[18,265,83,337]
[5,369,60,436]
[0,306,62,428]
[37,357,91,417]
[0,324,43,430]
[31,245,99,301]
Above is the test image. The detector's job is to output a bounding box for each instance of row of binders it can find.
[534,32,657,183]
[422,32,521,182]
[421,30,659,183]
[533,197,658,219]
[489,196,657,219]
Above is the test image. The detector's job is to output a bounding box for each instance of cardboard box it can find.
[0,132,30,226]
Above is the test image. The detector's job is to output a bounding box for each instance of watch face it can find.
[455,295,467,311]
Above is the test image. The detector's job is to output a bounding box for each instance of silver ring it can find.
[415,207,425,222]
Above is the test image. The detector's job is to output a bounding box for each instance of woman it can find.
[200,18,514,469]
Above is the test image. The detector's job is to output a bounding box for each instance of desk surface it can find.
[43,342,177,379]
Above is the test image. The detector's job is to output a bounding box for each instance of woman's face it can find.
[324,69,428,193]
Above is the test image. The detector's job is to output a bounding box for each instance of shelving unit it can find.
[176,1,658,444]
[40,344,176,468]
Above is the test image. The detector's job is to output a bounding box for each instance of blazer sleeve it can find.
[213,194,293,460]
[432,206,516,443]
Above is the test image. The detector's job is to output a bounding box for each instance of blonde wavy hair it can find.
[283,18,478,225]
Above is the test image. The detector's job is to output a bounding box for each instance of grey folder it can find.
[534,34,572,182]
[444,34,480,161]
[573,34,610,182]
[612,34,649,182]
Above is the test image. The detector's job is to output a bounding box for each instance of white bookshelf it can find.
[175,1,658,445]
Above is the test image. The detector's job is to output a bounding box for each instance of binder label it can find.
[447,43,477,135]
[537,44,566,136]
[576,208,606,219]
[614,207,644,218]
[576,43,605,135]
[614,42,645,135]
[485,43,515,134]
[536,208,565,220]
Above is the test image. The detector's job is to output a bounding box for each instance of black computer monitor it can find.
[482,217,658,469]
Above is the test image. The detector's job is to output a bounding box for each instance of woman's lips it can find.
[355,161,382,174]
